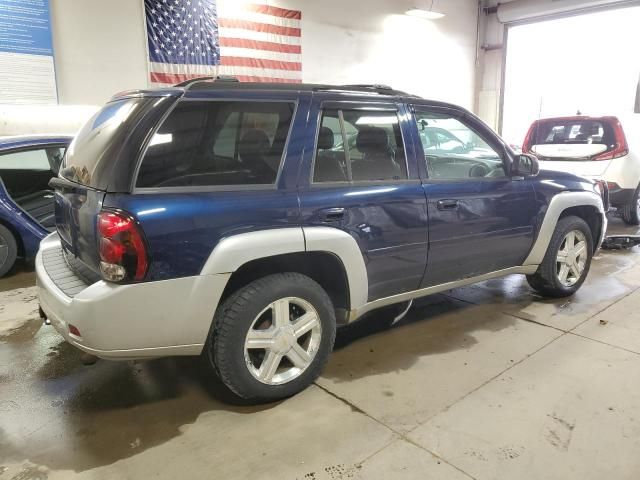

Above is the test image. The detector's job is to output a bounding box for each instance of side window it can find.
[313,108,408,183]
[312,110,347,182]
[137,101,295,188]
[0,147,65,171]
[415,111,506,180]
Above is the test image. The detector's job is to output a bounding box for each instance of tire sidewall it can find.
[208,274,336,402]
[0,224,18,277]
[543,216,594,295]
[622,184,640,225]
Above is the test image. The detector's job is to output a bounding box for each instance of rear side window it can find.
[312,108,407,183]
[136,101,295,188]
[61,99,142,187]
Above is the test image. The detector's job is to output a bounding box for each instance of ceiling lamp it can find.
[406,0,445,19]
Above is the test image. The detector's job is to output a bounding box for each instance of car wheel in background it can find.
[621,184,640,226]
[0,224,18,277]
[203,272,336,404]
[526,215,594,298]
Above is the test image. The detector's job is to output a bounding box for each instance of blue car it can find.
[0,135,72,276]
[37,81,607,403]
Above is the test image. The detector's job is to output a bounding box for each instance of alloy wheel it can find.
[244,297,322,385]
[556,229,588,287]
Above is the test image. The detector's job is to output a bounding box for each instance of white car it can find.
[523,115,640,224]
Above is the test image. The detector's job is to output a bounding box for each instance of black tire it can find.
[0,224,18,278]
[621,184,640,225]
[203,272,336,404]
[526,215,594,298]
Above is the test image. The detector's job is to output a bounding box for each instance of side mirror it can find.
[512,153,539,177]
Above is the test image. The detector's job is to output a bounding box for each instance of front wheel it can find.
[526,215,594,298]
[621,184,640,225]
[204,272,336,404]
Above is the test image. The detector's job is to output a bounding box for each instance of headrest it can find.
[317,126,334,150]
[356,126,389,154]
[238,129,270,160]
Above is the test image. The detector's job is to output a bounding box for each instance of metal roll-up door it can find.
[497,0,640,23]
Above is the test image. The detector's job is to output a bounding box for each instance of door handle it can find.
[436,199,459,210]
[319,207,345,222]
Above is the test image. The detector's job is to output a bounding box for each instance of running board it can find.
[347,265,538,322]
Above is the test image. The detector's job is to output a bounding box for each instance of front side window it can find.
[313,108,408,183]
[415,111,506,180]
[137,101,295,188]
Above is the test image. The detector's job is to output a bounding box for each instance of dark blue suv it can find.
[37,80,607,403]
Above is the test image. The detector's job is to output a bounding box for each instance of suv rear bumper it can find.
[36,233,229,360]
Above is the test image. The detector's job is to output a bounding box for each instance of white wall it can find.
[50,0,149,106]
[2,0,480,135]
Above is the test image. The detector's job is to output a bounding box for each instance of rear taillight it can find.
[97,209,149,282]
[593,117,628,161]
[522,122,537,154]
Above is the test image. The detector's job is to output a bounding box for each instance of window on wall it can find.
[414,111,506,180]
[313,108,408,183]
[137,101,295,188]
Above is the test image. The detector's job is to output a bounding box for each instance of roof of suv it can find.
[185,80,415,96]
[114,79,468,111]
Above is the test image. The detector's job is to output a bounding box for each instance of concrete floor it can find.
[1,216,640,479]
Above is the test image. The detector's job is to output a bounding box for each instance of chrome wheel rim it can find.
[244,297,322,385]
[556,230,588,287]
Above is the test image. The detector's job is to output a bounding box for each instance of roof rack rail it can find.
[341,84,394,90]
[313,84,409,96]
[174,75,240,88]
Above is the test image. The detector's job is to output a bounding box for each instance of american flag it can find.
[145,0,221,85]
[145,0,301,86]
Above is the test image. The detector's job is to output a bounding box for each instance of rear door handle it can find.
[319,207,345,222]
[436,199,459,210]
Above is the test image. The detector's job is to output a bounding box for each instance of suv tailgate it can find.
[51,176,105,277]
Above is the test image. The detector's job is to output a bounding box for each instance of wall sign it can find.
[0,0,57,104]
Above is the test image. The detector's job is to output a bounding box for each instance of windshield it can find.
[60,99,143,187]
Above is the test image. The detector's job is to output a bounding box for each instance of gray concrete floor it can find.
[1,215,640,480]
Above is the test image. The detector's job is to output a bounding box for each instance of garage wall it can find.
[50,0,149,106]
[48,0,478,107]
[2,0,479,136]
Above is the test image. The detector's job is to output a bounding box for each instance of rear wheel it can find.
[526,216,594,298]
[0,224,18,278]
[204,273,336,403]
[621,184,640,225]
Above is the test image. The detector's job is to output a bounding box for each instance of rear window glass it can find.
[61,99,143,186]
[136,101,295,188]
[531,119,614,147]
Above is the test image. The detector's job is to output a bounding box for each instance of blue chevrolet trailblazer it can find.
[37,79,607,403]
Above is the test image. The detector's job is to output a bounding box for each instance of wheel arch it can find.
[523,191,606,266]
[558,205,603,251]
[200,226,369,324]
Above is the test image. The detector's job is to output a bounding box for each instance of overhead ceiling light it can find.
[405,0,445,19]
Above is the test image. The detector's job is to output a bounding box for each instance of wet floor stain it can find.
[0,326,275,472]
[324,294,520,382]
